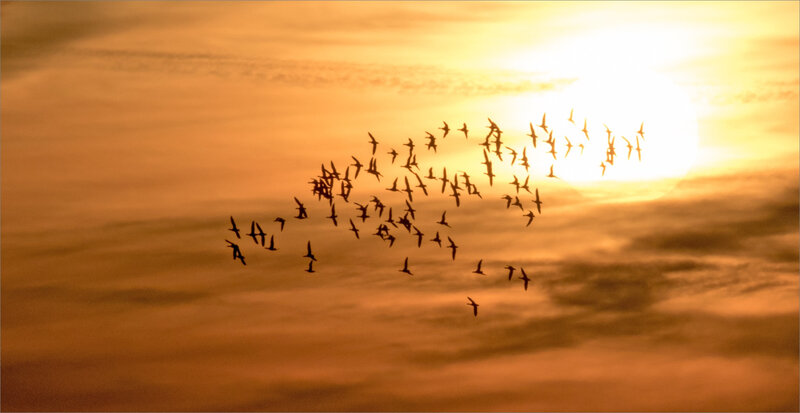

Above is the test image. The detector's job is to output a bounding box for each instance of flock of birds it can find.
[225,110,648,317]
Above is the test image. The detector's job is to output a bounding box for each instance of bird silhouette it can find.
[226,239,246,265]
[600,162,607,176]
[274,217,286,231]
[440,121,450,138]
[294,197,308,219]
[368,132,379,155]
[399,257,413,275]
[327,204,338,226]
[528,122,538,147]
[458,123,468,138]
[623,137,633,160]
[533,188,542,214]
[547,164,558,179]
[229,216,241,238]
[388,148,398,164]
[349,219,360,239]
[350,156,363,179]
[519,268,530,291]
[265,235,278,251]
[431,231,442,247]
[637,122,645,140]
[504,265,516,280]
[306,260,315,273]
[247,221,259,244]
[581,118,590,140]
[304,241,317,261]
[635,135,642,161]
[539,113,548,132]
[447,236,458,260]
[467,297,479,317]
[524,210,535,226]
[256,222,267,246]
[472,259,485,275]
[502,194,512,209]
[437,211,451,227]
[568,108,575,124]
[413,226,424,247]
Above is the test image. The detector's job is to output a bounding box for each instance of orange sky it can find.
[2,2,798,411]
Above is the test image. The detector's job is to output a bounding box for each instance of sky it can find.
[1,1,798,411]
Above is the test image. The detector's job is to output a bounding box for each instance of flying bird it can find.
[467,297,479,317]
[413,226,424,247]
[265,235,278,251]
[294,197,308,219]
[565,137,573,158]
[568,108,575,124]
[637,122,645,139]
[547,164,558,179]
[225,240,246,265]
[247,221,259,244]
[635,135,642,161]
[368,132,379,155]
[600,162,606,176]
[327,204,338,226]
[527,122,538,147]
[349,219,360,239]
[274,217,286,231]
[437,211,451,227]
[350,156,363,179]
[447,236,458,260]
[431,231,442,247]
[524,210,535,227]
[228,216,241,238]
[472,259,485,275]
[388,148,398,164]
[581,118,589,140]
[504,265,516,281]
[622,137,633,160]
[305,260,315,273]
[255,222,267,246]
[440,121,450,138]
[304,241,317,261]
[533,188,542,214]
[519,268,530,291]
[399,257,413,275]
[539,113,548,132]
[458,123,468,138]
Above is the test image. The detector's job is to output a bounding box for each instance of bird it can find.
[637,122,645,139]
[524,210,535,226]
[533,188,542,214]
[581,118,589,140]
[520,175,531,194]
[527,122,538,147]
[510,175,520,193]
[472,259,485,275]
[520,147,530,172]
[547,164,558,179]
[466,297,479,317]
[437,211,450,227]
[603,124,612,140]
[568,108,575,124]
[405,200,416,220]
[484,161,495,186]
[539,113,548,132]
[294,197,308,219]
[388,148,398,164]
[635,135,642,161]
[349,219,360,239]
[578,143,585,155]
[565,137,573,158]
[413,226,424,247]
[225,239,246,265]
[502,194,512,209]
[439,167,449,193]
[504,265,515,281]
[386,178,399,192]
[403,176,414,202]
[458,123,468,138]
[368,132,379,155]
[440,121,450,138]
[519,268,530,291]
[622,137,633,160]
[512,196,523,211]
[274,217,286,231]
[247,221,259,244]
[506,146,518,165]
[447,236,458,260]
[255,222,267,246]
[431,231,442,247]
[412,173,429,196]
[399,257,413,275]
[305,260,315,273]
[304,241,317,261]
[600,162,606,176]
[228,216,241,238]
[327,204,338,226]
[265,235,278,251]
[350,156,363,179]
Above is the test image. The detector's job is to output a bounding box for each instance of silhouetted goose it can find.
[229,216,241,238]
[472,259,485,275]
[399,257,413,275]
[467,297,479,317]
